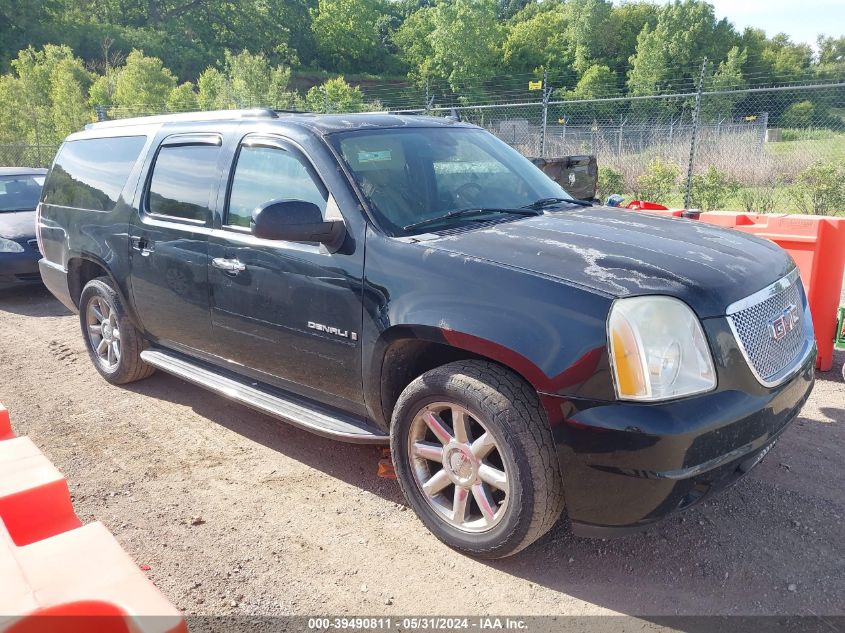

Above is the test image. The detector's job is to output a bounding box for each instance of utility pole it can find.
[684,57,707,209]
[540,69,551,158]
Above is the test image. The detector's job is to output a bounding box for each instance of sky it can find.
[647,0,844,48]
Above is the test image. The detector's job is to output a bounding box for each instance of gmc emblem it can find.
[768,304,799,341]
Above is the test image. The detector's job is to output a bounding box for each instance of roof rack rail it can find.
[84,108,285,130]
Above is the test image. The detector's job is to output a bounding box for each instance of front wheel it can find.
[79,277,155,385]
[391,361,565,558]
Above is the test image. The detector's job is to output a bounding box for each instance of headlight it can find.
[0,237,24,253]
[608,296,716,401]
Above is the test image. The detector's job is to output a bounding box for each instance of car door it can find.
[129,132,222,352]
[208,133,365,411]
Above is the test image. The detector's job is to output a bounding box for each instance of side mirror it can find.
[251,199,346,251]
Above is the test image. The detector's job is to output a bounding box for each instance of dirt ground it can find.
[0,286,842,620]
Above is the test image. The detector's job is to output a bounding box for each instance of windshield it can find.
[332,127,573,235]
[0,174,45,212]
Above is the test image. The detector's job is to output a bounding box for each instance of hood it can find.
[425,207,794,318]
[0,209,36,241]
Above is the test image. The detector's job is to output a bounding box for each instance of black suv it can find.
[37,110,816,558]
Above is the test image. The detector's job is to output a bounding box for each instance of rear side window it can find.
[147,144,220,222]
[42,136,146,211]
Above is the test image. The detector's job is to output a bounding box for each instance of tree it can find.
[300,77,371,113]
[223,50,294,108]
[393,6,437,84]
[627,0,738,117]
[559,64,619,120]
[429,0,504,95]
[10,45,83,145]
[700,46,747,121]
[197,67,229,110]
[565,0,613,75]
[312,0,389,73]
[167,82,199,112]
[112,50,176,115]
[50,57,93,139]
[502,4,574,79]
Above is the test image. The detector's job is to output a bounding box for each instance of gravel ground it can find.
[0,286,842,620]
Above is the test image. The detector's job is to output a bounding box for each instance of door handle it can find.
[130,236,155,256]
[212,257,246,275]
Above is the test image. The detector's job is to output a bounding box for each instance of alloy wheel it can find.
[86,295,121,370]
[407,402,510,532]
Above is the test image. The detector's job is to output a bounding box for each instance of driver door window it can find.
[227,145,327,228]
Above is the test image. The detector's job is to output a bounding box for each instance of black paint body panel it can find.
[36,113,815,535]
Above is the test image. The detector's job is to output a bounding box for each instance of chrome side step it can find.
[140,349,388,444]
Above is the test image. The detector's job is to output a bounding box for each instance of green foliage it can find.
[740,185,779,213]
[627,0,738,116]
[50,58,93,138]
[429,0,504,95]
[597,167,624,197]
[393,7,437,83]
[167,82,199,112]
[788,161,845,216]
[312,0,391,73]
[700,46,746,121]
[300,77,372,113]
[635,158,679,202]
[112,50,176,115]
[193,51,295,110]
[501,5,573,78]
[689,166,740,211]
[780,101,817,128]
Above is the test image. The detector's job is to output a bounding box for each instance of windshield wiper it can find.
[403,207,541,232]
[523,197,593,210]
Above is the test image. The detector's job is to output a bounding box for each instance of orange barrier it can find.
[0,405,13,441]
[625,208,845,371]
[0,404,186,633]
[0,437,82,546]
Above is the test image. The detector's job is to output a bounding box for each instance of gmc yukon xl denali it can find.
[37,110,816,558]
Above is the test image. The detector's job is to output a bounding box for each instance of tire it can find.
[391,360,565,558]
[79,277,155,385]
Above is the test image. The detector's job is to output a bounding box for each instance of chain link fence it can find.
[1,81,843,213]
[0,144,59,169]
[418,83,845,212]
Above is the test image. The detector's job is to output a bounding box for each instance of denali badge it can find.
[768,304,799,341]
[308,321,358,341]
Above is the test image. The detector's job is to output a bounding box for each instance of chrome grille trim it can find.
[726,268,814,388]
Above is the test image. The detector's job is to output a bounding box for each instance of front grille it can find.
[27,238,40,252]
[727,272,807,385]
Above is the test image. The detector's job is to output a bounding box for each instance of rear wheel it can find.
[79,277,154,385]
[391,360,565,558]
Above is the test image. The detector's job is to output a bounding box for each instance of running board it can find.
[140,349,388,444]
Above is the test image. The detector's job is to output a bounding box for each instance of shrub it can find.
[780,100,816,128]
[788,161,845,216]
[597,167,624,199]
[739,185,779,213]
[689,166,740,211]
[635,158,679,203]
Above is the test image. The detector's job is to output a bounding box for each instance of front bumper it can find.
[548,345,816,537]
[0,247,42,289]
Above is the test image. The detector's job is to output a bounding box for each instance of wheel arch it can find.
[366,325,552,432]
[66,255,142,329]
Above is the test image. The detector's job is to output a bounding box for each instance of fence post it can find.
[684,57,707,209]
[540,69,550,158]
[617,115,625,156]
[759,111,769,148]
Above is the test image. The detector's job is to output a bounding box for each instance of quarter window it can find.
[42,136,146,211]
[148,144,220,221]
[227,145,327,228]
